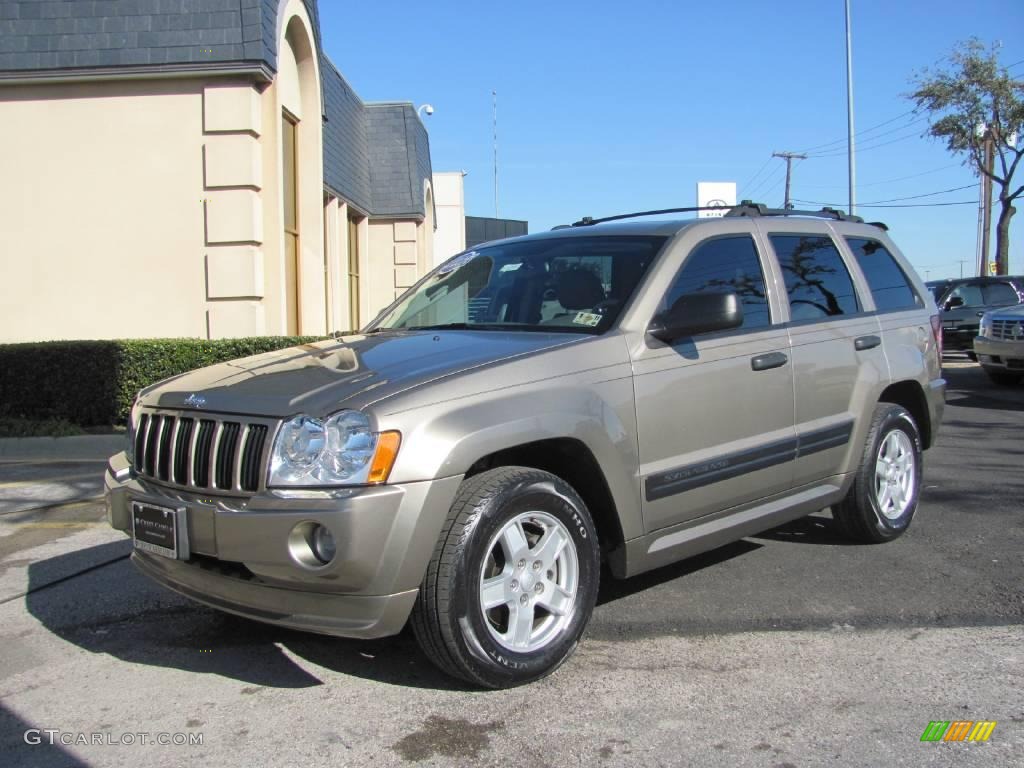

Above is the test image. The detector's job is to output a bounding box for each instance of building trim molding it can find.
[0,63,274,86]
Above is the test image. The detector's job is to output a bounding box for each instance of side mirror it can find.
[648,292,743,343]
[944,296,964,310]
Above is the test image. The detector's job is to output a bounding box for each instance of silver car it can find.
[974,303,1024,385]
[105,204,945,688]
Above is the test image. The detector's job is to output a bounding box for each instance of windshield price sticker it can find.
[573,312,602,327]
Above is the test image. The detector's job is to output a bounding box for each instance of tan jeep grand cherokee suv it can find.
[105,203,945,688]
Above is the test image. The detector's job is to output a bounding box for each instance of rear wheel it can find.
[834,403,922,543]
[411,466,600,688]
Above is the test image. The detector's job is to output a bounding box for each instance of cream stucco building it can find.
[0,0,437,342]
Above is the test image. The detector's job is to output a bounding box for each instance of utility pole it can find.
[981,127,994,275]
[773,151,807,209]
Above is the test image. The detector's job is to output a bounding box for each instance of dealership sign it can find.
[696,182,737,218]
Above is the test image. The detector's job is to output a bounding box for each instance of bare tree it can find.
[910,39,1024,272]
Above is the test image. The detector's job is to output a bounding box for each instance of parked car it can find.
[105,203,945,688]
[974,303,1024,385]
[927,276,1024,358]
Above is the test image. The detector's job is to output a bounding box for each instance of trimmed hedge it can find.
[0,337,327,427]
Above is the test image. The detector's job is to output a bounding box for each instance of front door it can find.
[631,227,796,532]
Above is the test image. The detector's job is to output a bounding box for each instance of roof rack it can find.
[569,200,882,229]
[724,200,865,224]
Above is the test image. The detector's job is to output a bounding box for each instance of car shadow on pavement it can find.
[750,512,857,546]
[945,390,1024,412]
[23,541,475,692]
[597,539,762,606]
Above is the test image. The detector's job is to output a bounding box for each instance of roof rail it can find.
[724,200,866,223]
[570,201,882,228]
[571,206,726,227]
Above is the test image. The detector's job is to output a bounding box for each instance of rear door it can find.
[630,221,796,532]
[757,221,889,488]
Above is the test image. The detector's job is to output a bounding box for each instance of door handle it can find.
[854,335,881,351]
[750,352,788,371]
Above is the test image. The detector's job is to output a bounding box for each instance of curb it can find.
[0,435,122,461]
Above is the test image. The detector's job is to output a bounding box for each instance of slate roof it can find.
[0,0,430,219]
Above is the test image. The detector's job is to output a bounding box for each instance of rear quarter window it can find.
[845,238,923,312]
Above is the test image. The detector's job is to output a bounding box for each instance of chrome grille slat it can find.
[215,423,241,490]
[193,419,216,488]
[208,422,225,489]
[240,424,268,492]
[157,415,175,481]
[144,414,161,477]
[173,418,194,485]
[233,425,250,492]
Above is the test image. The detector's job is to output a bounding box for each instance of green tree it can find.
[910,39,1024,273]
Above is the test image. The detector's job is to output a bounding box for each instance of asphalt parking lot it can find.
[0,361,1021,767]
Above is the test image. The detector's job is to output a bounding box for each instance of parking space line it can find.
[16,522,103,529]
[0,472,101,489]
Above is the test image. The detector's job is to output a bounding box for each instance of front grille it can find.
[133,409,273,493]
[991,318,1024,341]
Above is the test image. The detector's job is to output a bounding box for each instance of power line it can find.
[850,184,976,205]
[793,197,976,209]
[798,109,917,154]
[745,164,786,200]
[808,126,924,158]
[738,157,775,198]
[797,163,961,189]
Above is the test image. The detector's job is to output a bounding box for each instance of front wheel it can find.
[834,403,923,543]
[411,467,600,688]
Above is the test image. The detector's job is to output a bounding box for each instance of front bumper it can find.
[105,452,463,638]
[973,336,1024,373]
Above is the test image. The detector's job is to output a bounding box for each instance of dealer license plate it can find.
[132,502,186,559]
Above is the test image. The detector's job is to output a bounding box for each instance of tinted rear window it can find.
[845,238,922,311]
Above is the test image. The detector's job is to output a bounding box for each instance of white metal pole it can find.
[492,90,499,219]
[845,0,856,215]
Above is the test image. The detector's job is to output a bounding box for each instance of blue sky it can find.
[319,0,1024,280]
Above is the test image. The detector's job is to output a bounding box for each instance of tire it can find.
[411,466,600,688]
[834,403,923,544]
[965,351,978,362]
[985,369,1021,386]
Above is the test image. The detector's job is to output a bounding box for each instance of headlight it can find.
[269,411,401,487]
[978,313,993,339]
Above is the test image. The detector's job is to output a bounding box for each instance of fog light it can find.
[311,524,336,564]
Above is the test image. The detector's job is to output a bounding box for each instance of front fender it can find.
[382,379,644,541]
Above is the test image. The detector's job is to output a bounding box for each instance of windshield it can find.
[370,235,667,333]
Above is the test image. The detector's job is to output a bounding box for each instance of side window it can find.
[769,234,861,321]
[845,237,922,311]
[982,282,1020,306]
[947,283,984,307]
[661,235,771,329]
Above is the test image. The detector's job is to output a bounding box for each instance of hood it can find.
[987,302,1024,319]
[140,330,584,418]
